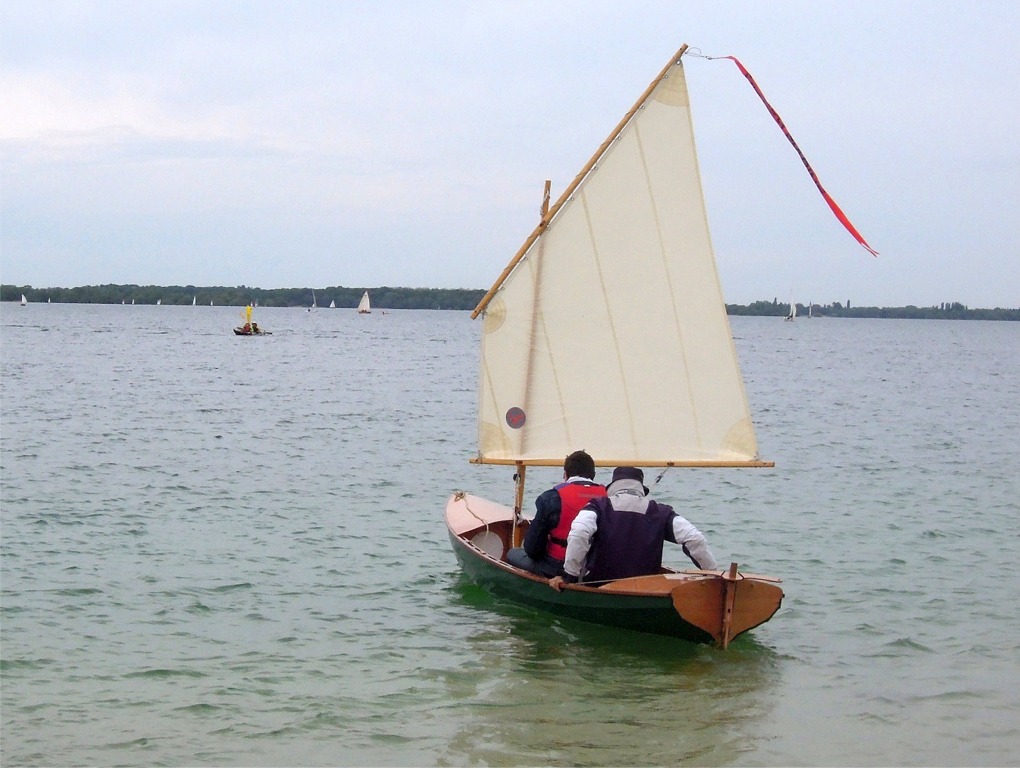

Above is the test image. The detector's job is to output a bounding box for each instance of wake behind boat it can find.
[446,43,783,648]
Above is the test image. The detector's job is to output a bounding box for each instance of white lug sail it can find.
[475,52,761,467]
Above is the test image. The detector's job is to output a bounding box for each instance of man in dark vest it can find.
[506,450,607,578]
[548,466,717,589]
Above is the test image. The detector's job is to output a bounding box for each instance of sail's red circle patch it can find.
[505,407,526,429]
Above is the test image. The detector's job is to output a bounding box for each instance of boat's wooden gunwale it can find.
[459,536,687,597]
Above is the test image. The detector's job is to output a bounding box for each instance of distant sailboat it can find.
[20,294,27,306]
[192,296,197,306]
[234,304,271,335]
[785,301,796,321]
[157,299,162,306]
[357,291,371,314]
[329,299,336,309]
[309,291,318,311]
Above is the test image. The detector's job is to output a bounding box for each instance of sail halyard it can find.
[474,44,769,469]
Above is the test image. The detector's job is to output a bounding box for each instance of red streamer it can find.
[712,55,878,257]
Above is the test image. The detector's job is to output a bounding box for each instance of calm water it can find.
[2,303,1018,767]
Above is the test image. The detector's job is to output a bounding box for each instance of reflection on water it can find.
[440,580,783,766]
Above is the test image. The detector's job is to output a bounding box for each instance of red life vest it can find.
[546,481,607,560]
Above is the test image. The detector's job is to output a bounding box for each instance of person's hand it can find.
[548,576,566,592]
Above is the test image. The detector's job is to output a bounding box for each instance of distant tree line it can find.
[1,284,487,311]
[3,285,1018,319]
[725,298,1020,321]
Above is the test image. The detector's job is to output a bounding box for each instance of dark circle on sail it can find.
[505,407,526,430]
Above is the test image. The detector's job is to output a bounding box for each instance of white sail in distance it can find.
[475,53,762,467]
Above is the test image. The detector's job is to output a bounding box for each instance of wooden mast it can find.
[510,179,550,547]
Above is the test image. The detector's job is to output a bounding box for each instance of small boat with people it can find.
[445,43,802,648]
[233,305,271,335]
[446,42,877,647]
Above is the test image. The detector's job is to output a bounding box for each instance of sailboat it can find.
[234,304,270,335]
[309,291,317,311]
[445,44,783,648]
[357,291,371,314]
[20,294,27,306]
[329,299,336,309]
[785,301,797,321]
[192,295,197,306]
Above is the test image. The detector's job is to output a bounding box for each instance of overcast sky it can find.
[2,1,1017,308]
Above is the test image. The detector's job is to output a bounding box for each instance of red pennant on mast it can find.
[711,55,878,257]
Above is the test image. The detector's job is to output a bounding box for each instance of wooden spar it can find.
[471,43,690,319]
[511,462,527,547]
[470,457,775,468]
[541,179,551,217]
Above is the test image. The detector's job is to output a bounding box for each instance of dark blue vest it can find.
[583,496,677,583]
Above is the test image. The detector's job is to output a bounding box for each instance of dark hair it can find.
[563,450,596,480]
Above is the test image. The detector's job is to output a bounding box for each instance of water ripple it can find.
[2,308,1019,766]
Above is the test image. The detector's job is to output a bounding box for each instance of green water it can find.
[2,304,1018,766]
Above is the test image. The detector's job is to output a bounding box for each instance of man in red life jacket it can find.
[548,466,717,590]
[506,450,607,578]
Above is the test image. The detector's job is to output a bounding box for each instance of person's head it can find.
[563,450,596,480]
[606,466,649,496]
